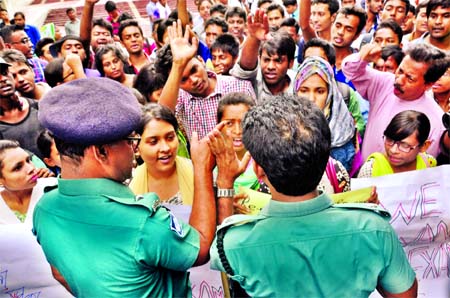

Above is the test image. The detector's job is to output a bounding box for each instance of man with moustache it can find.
[342,42,449,160]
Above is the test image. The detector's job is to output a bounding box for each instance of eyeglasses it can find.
[383,136,419,153]
[11,37,31,45]
[124,135,141,150]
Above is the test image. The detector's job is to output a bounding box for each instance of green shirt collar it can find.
[260,193,333,217]
[57,178,134,198]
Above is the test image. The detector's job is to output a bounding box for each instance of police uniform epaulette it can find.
[332,203,391,219]
[43,184,58,193]
[103,193,161,216]
[218,214,266,231]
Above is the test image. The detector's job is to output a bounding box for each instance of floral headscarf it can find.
[295,56,355,147]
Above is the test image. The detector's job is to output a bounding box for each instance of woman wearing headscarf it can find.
[295,56,356,172]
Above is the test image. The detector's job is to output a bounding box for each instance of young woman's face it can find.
[199,0,211,20]
[138,119,179,173]
[101,51,124,80]
[297,74,329,110]
[384,132,421,168]
[220,104,250,154]
[0,148,37,191]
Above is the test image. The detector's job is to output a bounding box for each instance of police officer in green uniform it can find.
[33,78,217,297]
[209,94,418,297]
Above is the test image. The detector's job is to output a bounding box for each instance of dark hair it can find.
[280,17,300,34]
[35,37,54,58]
[0,49,30,66]
[154,44,173,79]
[225,6,247,22]
[210,3,228,16]
[93,18,114,36]
[243,94,331,196]
[312,0,340,15]
[118,19,143,41]
[37,130,55,159]
[137,103,179,135]
[133,64,166,103]
[384,110,430,145]
[407,43,450,83]
[210,33,240,58]
[427,0,450,18]
[380,45,405,66]
[156,18,176,44]
[408,4,416,15]
[258,0,273,8]
[205,17,229,32]
[383,0,410,15]
[337,6,367,35]
[260,30,296,62]
[283,0,298,6]
[375,19,404,43]
[44,58,64,87]
[217,92,255,123]
[304,38,336,66]
[266,3,285,17]
[66,7,75,15]
[0,25,24,43]
[169,9,193,22]
[95,44,128,77]
[197,0,214,10]
[105,1,117,12]
[416,0,429,16]
[54,136,89,164]
[13,12,25,19]
[0,140,20,176]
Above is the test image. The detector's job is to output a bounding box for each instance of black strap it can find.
[217,226,234,276]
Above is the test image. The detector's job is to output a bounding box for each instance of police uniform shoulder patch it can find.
[332,203,391,219]
[104,192,161,216]
[168,210,184,237]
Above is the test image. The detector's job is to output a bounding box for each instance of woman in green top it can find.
[358,110,436,178]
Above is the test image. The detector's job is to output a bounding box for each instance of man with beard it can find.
[342,42,449,160]
[230,10,296,103]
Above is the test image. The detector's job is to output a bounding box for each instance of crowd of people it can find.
[0,0,449,296]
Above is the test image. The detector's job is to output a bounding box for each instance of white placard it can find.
[0,224,72,298]
[352,165,450,298]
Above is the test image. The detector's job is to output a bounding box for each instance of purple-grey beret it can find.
[38,78,142,145]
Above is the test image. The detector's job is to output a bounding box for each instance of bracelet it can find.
[217,188,235,198]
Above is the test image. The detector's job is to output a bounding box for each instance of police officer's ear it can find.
[252,162,266,181]
[93,145,108,161]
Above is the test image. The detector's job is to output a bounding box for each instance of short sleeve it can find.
[136,207,200,271]
[378,226,416,294]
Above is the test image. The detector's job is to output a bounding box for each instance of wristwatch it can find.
[217,188,235,198]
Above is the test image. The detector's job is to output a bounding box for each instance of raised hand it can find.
[247,9,269,41]
[168,19,199,67]
[207,121,251,188]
